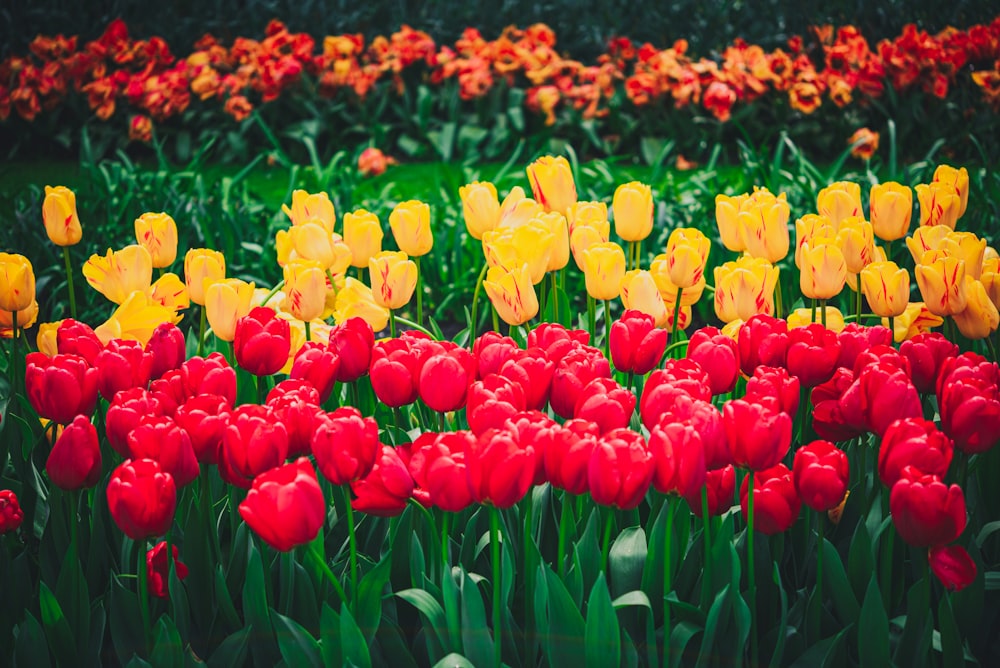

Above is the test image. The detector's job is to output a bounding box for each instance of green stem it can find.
[588,295,597,344]
[342,486,358,609]
[260,279,286,309]
[551,272,559,323]
[490,507,503,668]
[775,281,784,319]
[256,374,266,405]
[440,512,450,571]
[201,470,221,563]
[670,285,683,344]
[701,486,712,602]
[557,493,571,578]
[304,320,311,343]
[816,511,824,621]
[197,306,207,357]
[468,262,489,349]
[820,299,828,329]
[307,542,349,607]
[351,381,362,414]
[856,283,863,324]
[62,246,77,319]
[889,316,896,345]
[600,506,614,572]
[393,315,434,337]
[138,539,151,653]
[811,298,817,324]
[604,299,612,361]
[389,309,397,338]
[986,333,999,363]
[9,310,19,398]
[748,469,757,666]
[663,497,674,666]
[415,257,424,328]
[492,305,500,334]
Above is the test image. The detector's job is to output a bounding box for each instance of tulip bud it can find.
[817,181,862,227]
[343,209,384,268]
[619,270,669,328]
[107,458,177,540]
[800,239,847,300]
[715,193,747,252]
[369,251,418,310]
[0,252,36,313]
[0,490,24,534]
[459,181,500,240]
[929,545,976,592]
[915,255,968,316]
[793,440,848,511]
[134,212,179,268]
[860,261,910,318]
[46,415,102,490]
[581,242,626,301]
[351,445,415,517]
[281,259,328,322]
[741,463,801,535]
[184,249,226,306]
[42,185,83,246]
[240,458,326,551]
[890,469,966,547]
[932,164,969,218]
[738,189,790,263]
[282,190,335,231]
[665,228,710,288]
[612,181,654,242]
[389,200,433,257]
[869,182,912,241]
[916,182,962,229]
[714,256,779,323]
[205,278,256,342]
[483,263,538,326]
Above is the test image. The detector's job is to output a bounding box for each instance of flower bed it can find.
[1,155,999,665]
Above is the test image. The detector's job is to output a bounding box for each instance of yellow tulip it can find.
[83,245,153,305]
[0,252,36,313]
[612,181,654,242]
[981,258,1000,310]
[42,186,83,246]
[665,228,710,289]
[204,278,256,342]
[817,181,863,227]
[714,256,779,323]
[333,277,389,332]
[282,259,328,322]
[860,261,910,317]
[0,299,39,334]
[932,164,969,218]
[36,320,63,356]
[275,228,297,267]
[484,263,539,326]
[134,212,178,268]
[836,216,875,274]
[369,251,418,310]
[869,182,912,241]
[906,225,952,265]
[289,223,353,274]
[526,155,577,215]
[389,200,433,257]
[987,247,999,263]
[883,301,943,343]
[916,182,961,229]
[498,187,544,229]
[941,231,986,280]
[566,201,608,235]
[952,277,999,339]
[536,212,570,272]
[649,254,705,306]
[620,270,670,328]
[581,242,627,301]
[799,240,848,300]
[252,287,284,311]
[715,193,748,252]
[738,189,790,263]
[459,181,500,240]
[787,306,845,332]
[95,290,183,346]
[343,209,384,268]
[483,222,555,285]
[795,214,837,269]
[184,248,226,306]
[282,189,336,232]
[915,255,968,316]
[570,215,610,269]
[149,272,190,313]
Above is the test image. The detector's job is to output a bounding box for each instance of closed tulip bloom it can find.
[836,216,875,274]
[685,465,736,518]
[83,245,153,305]
[527,155,577,215]
[281,259,327,322]
[859,261,910,318]
[35,320,62,357]
[282,189,336,232]
[869,182,912,241]
[724,399,792,471]
[784,323,841,388]
[550,345,612,419]
[575,377,636,434]
[952,278,1000,339]
[46,415,102,490]
[218,405,289,489]
[541,419,599,495]
[146,322,186,380]
[589,429,654,510]
[419,345,476,413]
[567,200,608,234]
[817,181,863,227]
[536,212,570,272]
[233,307,292,376]
[484,222,555,284]
[184,248,225,306]
[466,375,526,435]
[884,301,943,343]
[0,491,24,534]
[466,428,536,508]
[498,186,544,228]
[483,263,538,326]
[937,353,1000,455]
[898,332,958,394]
[0,253,36,313]
[915,255,967,316]
[25,352,99,424]
[333,277,389,332]
[741,463,801,535]
[620,270,669,328]
[906,225,952,265]
[794,214,837,269]
[352,445,414,517]
[205,278,256,342]
[240,458,326,552]
[527,323,589,362]
[289,223,353,273]
[737,314,789,375]
[389,200,433,257]
[665,228,710,288]
[146,542,189,599]
[738,189,790,263]
[793,440,849,511]
[473,331,519,379]
[343,209,384,268]
[404,432,476,512]
[612,181,654,242]
[581,242,626,301]
[570,217,610,271]
[107,458,177,540]
[649,421,706,499]
[932,164,969,218]
[134,212,178,268]
[745,365,801,417]
[288,342,340,403]
[639,368,714,433]
[370,338,423,407]
[878,418,953,487]
[940,231,987,280]
[54,320,102,364]
[106,388,162,456]
[498,349,556,411]
[929,545,977,592]
[96,338,153,401]
[610,310,668,376]
[369,251,417,310]
[800,239,847,300]
[713,256,779,323]
[174,394,231,464]
[328,317,374,382]
[715,193,748,252]
[312,407,380,485]
[127,415,200,488]
[890,469,966,547]
[266,379,323,458]
[685,326,739,395]
[459,181,500,239]
[42,185,83,246]
[916,182,962,229]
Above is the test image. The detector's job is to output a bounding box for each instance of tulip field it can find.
[3,11,1000,668]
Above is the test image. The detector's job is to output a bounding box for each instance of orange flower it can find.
[357,147,395,177]
[916,182,961,229]
[134,212,178,268]
[848,128,879,161]
[526,155,577,215]
[915,255,968,316]
[817,181,863,227]
[932,165,969,218]
[869,182,912,241]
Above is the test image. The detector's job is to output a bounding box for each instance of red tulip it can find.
[504,410,559,484]
[738,314,788,376]
[0,490,24,534]
[473,331,519,379]
[899,332,958,394]
[852,344,910,378]
[785,323,841,388]
[107,458,177,540]
[639,359,712,429]
[741,463,801,535]
[46,415,101,490]
[369,338,422,407]
[543,419,600,495]
[56,319,103,365]
[550,345,611,419]
[267,379,322,458]
[151,353,236,415]
[145,322,187,380]
[588,428,654,510]
[127,415,200,488]
[351,445,414,517]
[218,405,289,489]
[684,465,736,518]
[498,348,555,411]
[878,418,953,487]
[25,352,99,425]
[466,375,526,436]
[810,368,864,442]
[744,365,800,417]
[658,395,729,470]
[890,468,966,547]
[146,541,189,598]
[686,326,739,395]
[96,339,153,402]
[611,310,669,376]
[723,399,792,471]
[419,345,476,412]
[649,421,706,499]
[937,352,1000,455]
[928,544,977,592]
[527,323,589,364]
[174,394,231,464]
[289,341,341,403]
[858,361,922,437]
[328,317,374,382]
[106,388,163,456]
[405,431,476,512]
[466,428,536,508]
[311,407,380,485]
[836,323,893,371]
[239,457,326,552]
[575,377,636,434]
[792,440,849,511]
[234,306,291,376]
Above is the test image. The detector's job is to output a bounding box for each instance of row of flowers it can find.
[2,17,1000,143]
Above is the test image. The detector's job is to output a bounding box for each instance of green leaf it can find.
[542,565,587,665]
[696,584,732,668]
[151,615,184,668]
[14,612,52,668]
[822,538,860,624]
[208,628,251,668]
[340,604,372,668]
[272,609,323,668]
[847,518,875,604]
[858,576,889,668]
[441,563,461,654]
[585,574,621,668]
[319,604,341,668]
[937,595,962,668]
[789,625,851,668]
[356,550,393,644]
[895,578,933,668]
[55,542,90,656]
[608,526,647,598]
[109,576,144,665]
[39,580,79,667]
[397,588,448,656]
[611,590,652,611]
[458,568,493,668]
[432,654,476,668]
[242,541,277,667]
[768,562,789,668]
